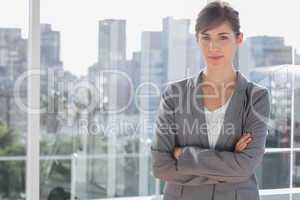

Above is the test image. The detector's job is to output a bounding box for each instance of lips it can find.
[208,56,224,59]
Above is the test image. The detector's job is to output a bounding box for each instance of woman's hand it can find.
[235,133,252,153]
[173,133,251,158]
[173,147,183,160]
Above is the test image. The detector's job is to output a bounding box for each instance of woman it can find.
[151,1,270,200]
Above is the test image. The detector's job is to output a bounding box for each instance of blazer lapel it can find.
[190,69,249,150]
[190,70,209,148]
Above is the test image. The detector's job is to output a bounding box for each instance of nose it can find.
[209,40,219,50]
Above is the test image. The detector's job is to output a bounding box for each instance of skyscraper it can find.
[96,19,128,197]
[41,24,62,69]
[0,28,27,80]
[162,17,190,82]
[187,33,203,76]
[0,28,27,137]
[238,36,294,78]
[98,19,126,68]
[139,31,164,195]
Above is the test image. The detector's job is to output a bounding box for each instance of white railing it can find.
[97,196,161,200]
[2,151,300,199]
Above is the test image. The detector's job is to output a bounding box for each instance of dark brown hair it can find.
[195,1,240,39]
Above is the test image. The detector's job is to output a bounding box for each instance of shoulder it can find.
[162,76,194,96]
[245,81,271,117]
[246,81,270,100]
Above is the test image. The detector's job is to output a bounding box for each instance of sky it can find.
[1,0,300,76]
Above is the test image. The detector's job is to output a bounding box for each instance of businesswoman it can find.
[151,1,270,200]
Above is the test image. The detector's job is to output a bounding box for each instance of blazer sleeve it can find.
[176,87,271,182]
[151,84,249,185]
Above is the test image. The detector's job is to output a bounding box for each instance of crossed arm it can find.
[151,84,270,185]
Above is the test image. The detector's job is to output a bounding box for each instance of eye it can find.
[220,36,229,40]
[201,36,210,40]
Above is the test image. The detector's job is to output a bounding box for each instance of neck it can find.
[203,65,237,85]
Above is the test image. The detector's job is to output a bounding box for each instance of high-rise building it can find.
[98,19,126,68]
[0,28,27,80]
[41,24,62,68]
[88,19,129,198]
[0,28,27,138]
[139,31,164,134]
[238,36,295,78]
[40,24,64,96]
[124,51,141,115]
[162,17,190,82]
[96,19,128,117]
[139,31,164,195]
[187,33,203,76]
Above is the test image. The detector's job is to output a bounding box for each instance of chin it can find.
[207,62,224,68]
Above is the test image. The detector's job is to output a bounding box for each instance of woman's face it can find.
[197,21,243,68]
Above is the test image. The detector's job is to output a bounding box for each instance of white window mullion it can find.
[290,66,296,200]
[26,0,40,199]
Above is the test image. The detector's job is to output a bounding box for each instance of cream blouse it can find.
[204,94,233,149]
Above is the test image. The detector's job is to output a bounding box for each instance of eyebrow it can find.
[201,32,231,36]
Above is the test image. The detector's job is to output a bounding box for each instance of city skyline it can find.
[1,1,300,199]
[1,0,300,76]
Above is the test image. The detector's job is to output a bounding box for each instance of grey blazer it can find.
[151,70,271,200]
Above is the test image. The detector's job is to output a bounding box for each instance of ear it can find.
[236,32,243,46]
[195,32,201,43]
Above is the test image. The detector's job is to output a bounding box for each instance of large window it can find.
[0,0,27,199]
[0,0,300,199]
[228,1,300,199]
